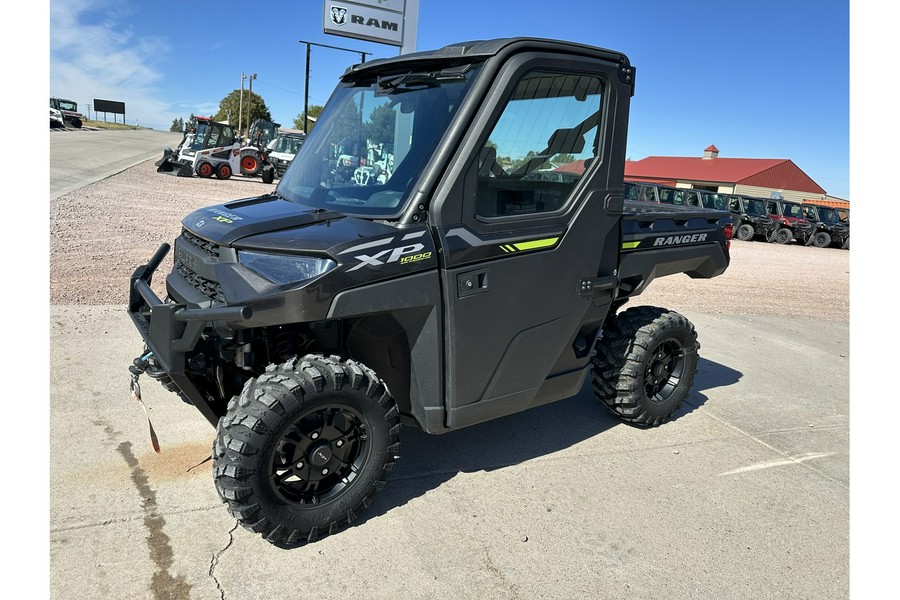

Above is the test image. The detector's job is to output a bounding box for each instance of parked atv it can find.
[129,37,732,547]
[723,194,777,241]
[265,128,306,178]
[766,198,814,245]
[801,203,849,249]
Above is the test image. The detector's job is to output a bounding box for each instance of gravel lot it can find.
[49,158,849,320]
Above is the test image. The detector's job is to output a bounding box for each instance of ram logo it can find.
[652,233,708,247]
[330,6,348,26]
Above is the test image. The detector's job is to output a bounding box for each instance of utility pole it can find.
[238,73,246,135]
[246,73,257,137]
[298,40,371,134]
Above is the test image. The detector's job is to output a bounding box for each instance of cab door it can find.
[430,53,629,430]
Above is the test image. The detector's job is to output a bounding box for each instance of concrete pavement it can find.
[49,305,848,599]
[50,129,182,200]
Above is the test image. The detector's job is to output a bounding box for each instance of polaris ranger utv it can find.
[766,198,814,245]
[801,203,849,249]
[723,194,777,242]
[128,38,731,547]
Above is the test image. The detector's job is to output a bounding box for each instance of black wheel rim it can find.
[643,338,685,403]
[269,405,370,506]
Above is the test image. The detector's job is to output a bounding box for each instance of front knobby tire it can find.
[736,223,755,241]
[813,232,832,248]
[773,228,793,244]
[591,306,699,427]
[213,354,401,547]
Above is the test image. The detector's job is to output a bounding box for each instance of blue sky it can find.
[48,0,850,198]
[48,0,849,197]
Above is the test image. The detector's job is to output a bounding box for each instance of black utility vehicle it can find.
[684,189,728,211]
[801,203,849,249]
[624,181,687,205]
[128,38,732,547]
[723,194,777,241]
[766,198,815,245]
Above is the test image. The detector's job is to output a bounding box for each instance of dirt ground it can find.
[49,158,849,321]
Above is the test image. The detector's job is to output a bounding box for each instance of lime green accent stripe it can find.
[622,241,641,249]
[513,237,559,251]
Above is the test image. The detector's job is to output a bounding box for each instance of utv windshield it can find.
[272,135,304,156]
[277,63,483,218]
[701,192,727,210]
[745,198,767,216]
[782,203,804,219]
[817,207,841,224]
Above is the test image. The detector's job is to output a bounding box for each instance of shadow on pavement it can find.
[356,356,744,530]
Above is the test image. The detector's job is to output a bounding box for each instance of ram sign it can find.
[323,1,404,47]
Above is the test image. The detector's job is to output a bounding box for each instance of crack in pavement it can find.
[209,521,239,600]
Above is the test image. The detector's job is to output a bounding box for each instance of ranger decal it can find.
[652,233,708,246]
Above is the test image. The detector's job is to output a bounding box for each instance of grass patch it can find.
[83,120,153,131]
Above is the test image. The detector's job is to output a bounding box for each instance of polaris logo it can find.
[653,233,708,247]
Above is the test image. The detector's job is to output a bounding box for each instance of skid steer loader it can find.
[156,116,274,182]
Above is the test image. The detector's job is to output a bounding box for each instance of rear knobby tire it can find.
[216,162,232,180]
[213,354,401,547]
[591,306,699,427]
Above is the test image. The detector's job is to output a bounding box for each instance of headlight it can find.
[237,251,336,284]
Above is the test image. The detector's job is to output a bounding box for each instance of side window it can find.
[729,198,741,211]
[221,126,235,147]
[624,183,640,201]
[476,71,604,218]
[641,186,656,202]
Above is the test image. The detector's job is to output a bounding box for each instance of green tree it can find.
[363,104,396,146]
[294,105,324,132]
[213,89,272,129]
[169,117,184,132]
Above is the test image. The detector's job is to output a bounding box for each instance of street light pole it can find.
[246,73,257,137]
[298,40,372,134]
[304,43,311,135]
[238,73,246,135]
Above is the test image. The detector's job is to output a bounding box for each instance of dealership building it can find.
[622,145,844,205]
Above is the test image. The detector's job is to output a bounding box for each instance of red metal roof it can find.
[624,156,825,194]
[555,160,587,174]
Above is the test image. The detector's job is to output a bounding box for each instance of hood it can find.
[182,194,346,245]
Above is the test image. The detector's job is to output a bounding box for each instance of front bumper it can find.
[128,243,252,426]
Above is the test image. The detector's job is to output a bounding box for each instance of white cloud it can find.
[50,0,174,129]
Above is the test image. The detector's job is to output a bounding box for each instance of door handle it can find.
[457,269,489,298]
